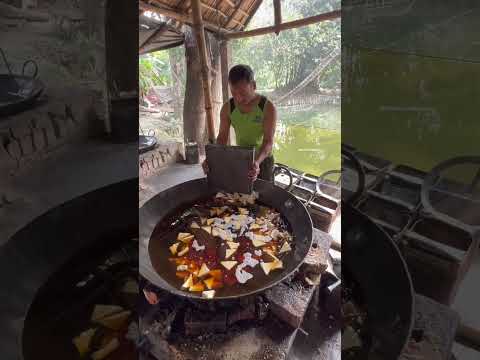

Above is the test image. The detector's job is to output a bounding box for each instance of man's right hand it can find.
[202,159,209,174]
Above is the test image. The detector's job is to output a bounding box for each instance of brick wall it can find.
[139,142,184,180]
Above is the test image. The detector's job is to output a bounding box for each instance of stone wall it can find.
[0,0,109,175]
[0,87,98,175]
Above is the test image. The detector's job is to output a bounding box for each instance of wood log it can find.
[191,0,215,143]
[225,9,341,40]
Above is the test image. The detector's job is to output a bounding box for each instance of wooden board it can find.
[206,144,254,194]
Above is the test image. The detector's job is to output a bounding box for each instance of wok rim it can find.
[140,178,314,300]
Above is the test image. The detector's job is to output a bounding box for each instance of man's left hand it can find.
[248,161,260,181]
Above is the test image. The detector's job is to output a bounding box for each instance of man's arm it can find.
[256,100,276,164]
[216,102,230,145]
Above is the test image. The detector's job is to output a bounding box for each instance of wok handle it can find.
[273,164,294,191]
[456,322,480,352]
[22,60,38,78]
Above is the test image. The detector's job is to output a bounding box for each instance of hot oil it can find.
[148,197,296,298]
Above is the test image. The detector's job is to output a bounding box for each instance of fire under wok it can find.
[139,178,313,300]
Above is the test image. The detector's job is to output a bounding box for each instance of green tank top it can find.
[229,96,267,152]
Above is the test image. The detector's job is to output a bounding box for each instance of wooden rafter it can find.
[225,9,341,40]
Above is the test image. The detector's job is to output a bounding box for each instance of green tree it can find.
[139,51,170,98]
[232,0,340,92]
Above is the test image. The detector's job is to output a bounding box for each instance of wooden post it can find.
[207,32,223,145]
[191,0,215,143]
[220,40,231,104]
[169,49,183,125]
[183,27,205,147]
[273,0,281,35]
[220,39,234,145]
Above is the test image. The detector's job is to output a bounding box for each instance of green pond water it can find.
[343,48,480,173]
[273,105,341,177]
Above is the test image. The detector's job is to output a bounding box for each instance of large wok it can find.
[139,178,313,300]
[0,49,44,117]
[343,202,415,358]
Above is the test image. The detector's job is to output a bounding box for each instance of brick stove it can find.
[138,229,334,360]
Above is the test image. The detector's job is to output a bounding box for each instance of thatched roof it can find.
[139,0,263,33]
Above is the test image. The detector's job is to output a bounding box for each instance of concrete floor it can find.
[1,141,137,244]
[139,163,204,206]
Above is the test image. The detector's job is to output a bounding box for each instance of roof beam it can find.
[140,1,227,34]
[225,9,341,40]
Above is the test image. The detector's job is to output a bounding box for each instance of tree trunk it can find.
[183,26,206,152]
[206,32,222,143]
[169,49,183,125]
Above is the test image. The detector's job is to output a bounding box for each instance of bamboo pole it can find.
[191,0,216,143]
[225,9,341,40]
[273,0,281,35]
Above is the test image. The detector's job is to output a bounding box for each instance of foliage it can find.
[232,0,340,92]
[139,52,171,98]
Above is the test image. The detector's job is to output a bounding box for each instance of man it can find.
[203,64,277,182]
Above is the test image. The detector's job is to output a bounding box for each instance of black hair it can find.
[228,64,255,84]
